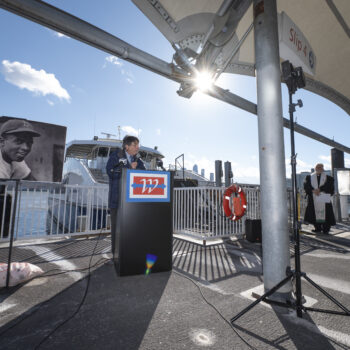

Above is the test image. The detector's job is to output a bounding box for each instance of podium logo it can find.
[127,170,170,202]
[132,176,166,195]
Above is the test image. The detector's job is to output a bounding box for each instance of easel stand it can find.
[231,62,350,323]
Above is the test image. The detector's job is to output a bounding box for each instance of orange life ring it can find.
[223,185,247,221]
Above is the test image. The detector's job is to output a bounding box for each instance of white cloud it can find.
[345,158,350,167]
[156,128,161,136]
[285,157,313,174]
[49,28,69,38]
[184,157,214,178]
[121,126,141,136]
[318,155,331,165]
[183,156,261,183]
[55,32,68,38]
[1,60,70,102]
[47,100,54,106]
[121,69,134,84]
[104,56,134,83]
[105,56,123,66]
[233,166,260,183]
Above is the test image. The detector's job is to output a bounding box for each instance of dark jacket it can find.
[303,173,336,225]
[106,149,145,208]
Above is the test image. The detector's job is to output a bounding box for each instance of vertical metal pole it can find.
[289,92,303,317]
[254,0,291,298]
[331,148,344,222]
[6,180,19,289]
[215,160,223,187]
[331,148,344,177]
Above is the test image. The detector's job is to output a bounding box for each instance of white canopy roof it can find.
[133,0,350,114]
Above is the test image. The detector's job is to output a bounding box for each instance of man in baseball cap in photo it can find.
[0,119,41,180]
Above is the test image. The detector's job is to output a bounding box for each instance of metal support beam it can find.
[1,0,350,154]
[210,86,350,154]
[254,0,291,298]
[0,0,185,81]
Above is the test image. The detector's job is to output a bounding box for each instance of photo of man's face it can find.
[0,117,66,182]
[0,132,34,162]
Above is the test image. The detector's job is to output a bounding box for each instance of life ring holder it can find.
[222,184,247,221]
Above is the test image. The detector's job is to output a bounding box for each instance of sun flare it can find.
[194,70,214,92]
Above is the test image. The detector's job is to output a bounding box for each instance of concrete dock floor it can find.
[0,224,350,349]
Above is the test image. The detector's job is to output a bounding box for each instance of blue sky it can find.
[1,0,349,184]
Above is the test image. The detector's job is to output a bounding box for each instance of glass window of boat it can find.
[97,147,108,157]
[89,146,109,171]
[141,151,157,170]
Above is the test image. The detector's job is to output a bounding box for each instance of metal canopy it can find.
[1,0,350,153]
[133,0,350,115]
[1,0,347,301]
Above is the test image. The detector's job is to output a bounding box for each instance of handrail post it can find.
[6,179,20,289]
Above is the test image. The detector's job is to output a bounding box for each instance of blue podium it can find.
[115,169,173,276]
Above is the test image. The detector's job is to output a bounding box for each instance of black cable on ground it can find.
[0,247,111,339]
[33,229,105,350]
[173,270,258,350]
[34,256,110,279]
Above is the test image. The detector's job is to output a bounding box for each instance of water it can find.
[15,191,51,237]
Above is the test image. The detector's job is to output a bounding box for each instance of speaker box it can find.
[245,219,262,243]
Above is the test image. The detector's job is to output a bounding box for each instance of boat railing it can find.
[89,168,109,183]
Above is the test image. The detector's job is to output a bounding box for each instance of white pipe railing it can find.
[0,180,315,242]
[0,180,109,241]
[173,186,261,239]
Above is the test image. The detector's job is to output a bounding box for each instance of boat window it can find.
[142,152,154,162]
[110,148,119,154]
[90,148,98,159]
[97,147,108,157]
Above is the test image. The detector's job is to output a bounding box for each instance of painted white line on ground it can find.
[201,281,235,296]
[318,326,350,347]
[307,273,350,295]
[333,231,350,238]
[240,284,318,309]
[0,303,17,313]
[301,232,350,251]
[22,246,82,281]
[284,313,350,347]
[305,252,350,259]
[100,246,112,260]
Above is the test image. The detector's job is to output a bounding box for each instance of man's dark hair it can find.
[122,135,139,149]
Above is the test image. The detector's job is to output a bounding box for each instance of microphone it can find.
[118,158,127,166]
[133,153,144,165]
[111,158,127,172]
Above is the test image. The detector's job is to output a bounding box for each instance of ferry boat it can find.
[47,137,165,233]
[48,137,212,233]
[63,137,165,185]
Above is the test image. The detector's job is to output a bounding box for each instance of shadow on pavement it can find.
[172,238,263,284]
[0,263,171,350]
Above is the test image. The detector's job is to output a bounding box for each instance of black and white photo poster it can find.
[0,116,66,182]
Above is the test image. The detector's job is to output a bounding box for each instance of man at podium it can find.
[106,135,145,255]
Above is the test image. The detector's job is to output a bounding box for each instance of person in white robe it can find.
[303,163,336,234]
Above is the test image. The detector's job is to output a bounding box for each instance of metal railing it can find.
[0,179,337,243]
[173,186,314,240]
[173,186,261,239]
[0,180,109,241]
